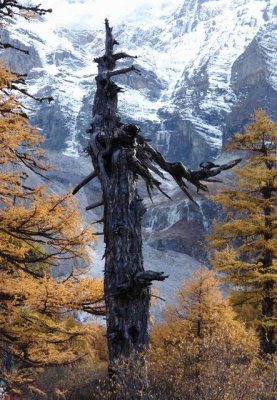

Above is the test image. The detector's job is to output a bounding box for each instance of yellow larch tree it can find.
[149,268,266,400]
[0,3,104,397]
[91,269,275,400]
[0,62,104,397]
[210,110,276,354]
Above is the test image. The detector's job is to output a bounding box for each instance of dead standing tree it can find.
[73,19,241,373]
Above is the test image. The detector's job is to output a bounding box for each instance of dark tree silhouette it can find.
[73,19,241,374]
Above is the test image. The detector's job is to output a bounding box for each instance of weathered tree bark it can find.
[87,21,153,373]
[76,19,241,375]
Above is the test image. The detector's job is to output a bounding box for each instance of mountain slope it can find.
[0,0,276,299]
[2,0,276,166]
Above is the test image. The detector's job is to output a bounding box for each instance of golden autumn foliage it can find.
[209,110,276,354]
[0,30,103,397]
[90,269,276,400]
[149,268,265,400]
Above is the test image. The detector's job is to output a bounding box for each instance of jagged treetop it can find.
[75,19,242,205]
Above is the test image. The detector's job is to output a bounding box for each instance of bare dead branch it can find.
[86,200,104,211]
[107,65,141,78]
[0,1,52,18]
[72,171,97,195]
[141,140,241,203]
[10,84,54,103]
[91,218,104,225]
[113,52,138,61]
[190,158,242,182]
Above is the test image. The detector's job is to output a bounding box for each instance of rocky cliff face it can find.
[225,19,277,141]
[164,0,277,166]
[1,0,276,296]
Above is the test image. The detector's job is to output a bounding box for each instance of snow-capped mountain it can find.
[2,0,276,166]
[0,0,276,297]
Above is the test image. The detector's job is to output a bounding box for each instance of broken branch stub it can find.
[135,271,169,286]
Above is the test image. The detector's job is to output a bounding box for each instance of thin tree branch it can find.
[107,65,141,78]
[86,200,104,211]
[72,171,97,195]
[113,52,138,61]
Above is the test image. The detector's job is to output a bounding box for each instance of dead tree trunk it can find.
[74,19,241,374]
[87,21,155,371]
